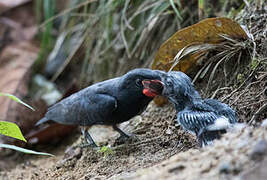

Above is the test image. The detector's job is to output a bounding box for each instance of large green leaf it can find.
[0,121,26,142]
[0,93,35,111]
[0,144,54,156]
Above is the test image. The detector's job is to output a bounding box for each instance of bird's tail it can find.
[198,122,246,147]
[206,116,231,131]
[35,117,49,126]
[198,129,225,147]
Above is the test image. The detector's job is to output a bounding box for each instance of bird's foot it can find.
[80,135,98,148]
[80,127,98,148]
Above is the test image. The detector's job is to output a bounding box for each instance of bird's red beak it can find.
[142,79,164,98]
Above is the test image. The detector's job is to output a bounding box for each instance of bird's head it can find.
[143,71,201,108]
[120,68,164,98]
[161,71,193,97]
[163,71,201,106]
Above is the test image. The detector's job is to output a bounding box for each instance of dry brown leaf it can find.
[0,42,38,143]
[0,0,31,14]
[25,124,77,145]
[0,2,37,53]
[152,17,248,73]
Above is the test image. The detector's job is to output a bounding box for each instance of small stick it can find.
[211,87,231,99]
[248,103,267,125]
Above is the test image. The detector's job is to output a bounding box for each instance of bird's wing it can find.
[45,93,117,126]
[177,110,219,134]
[203,99,237,123]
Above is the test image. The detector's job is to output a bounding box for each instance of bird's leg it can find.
[197,128,204,138]
[80,127,98,148]
[197,128,206,147]
[197,128,219,147]
[112,125,130,139]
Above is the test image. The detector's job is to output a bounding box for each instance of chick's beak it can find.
[142,79,164,97]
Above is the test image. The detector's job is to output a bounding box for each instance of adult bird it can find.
[144,71,239,147]
[36,68,164,147]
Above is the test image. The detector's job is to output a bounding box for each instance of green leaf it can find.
[98,146,114,157]
[0,121,27,142]
[0,93,35,111]
[0,144,54,156]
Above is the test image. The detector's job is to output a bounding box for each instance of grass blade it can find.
[0,144,54,156]
[0,93,35,111]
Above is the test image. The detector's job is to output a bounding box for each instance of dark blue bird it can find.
[36,68,164,147]
[145,71,239,146]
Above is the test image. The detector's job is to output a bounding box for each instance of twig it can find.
[205,57,227,95]
[222,64,260,102]
[248,103,267,125]
[238,98,266,104]
[211,87,231,99]
[230,80,260,105]
[192,60,211,83]
[222,54,266,102]
[255,87,267,99]
[240,99,267,109]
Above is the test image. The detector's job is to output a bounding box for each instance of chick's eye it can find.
[135,78,142,86]
[166,80,172,86]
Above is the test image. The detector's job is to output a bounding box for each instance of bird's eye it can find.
[135,78,142,86]
[166,80,172,86]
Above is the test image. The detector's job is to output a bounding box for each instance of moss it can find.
[237,73,245,83]
[249,59,260,71]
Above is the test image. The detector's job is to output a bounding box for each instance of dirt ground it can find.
[0,97,266,180]
[0,102,193,179]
